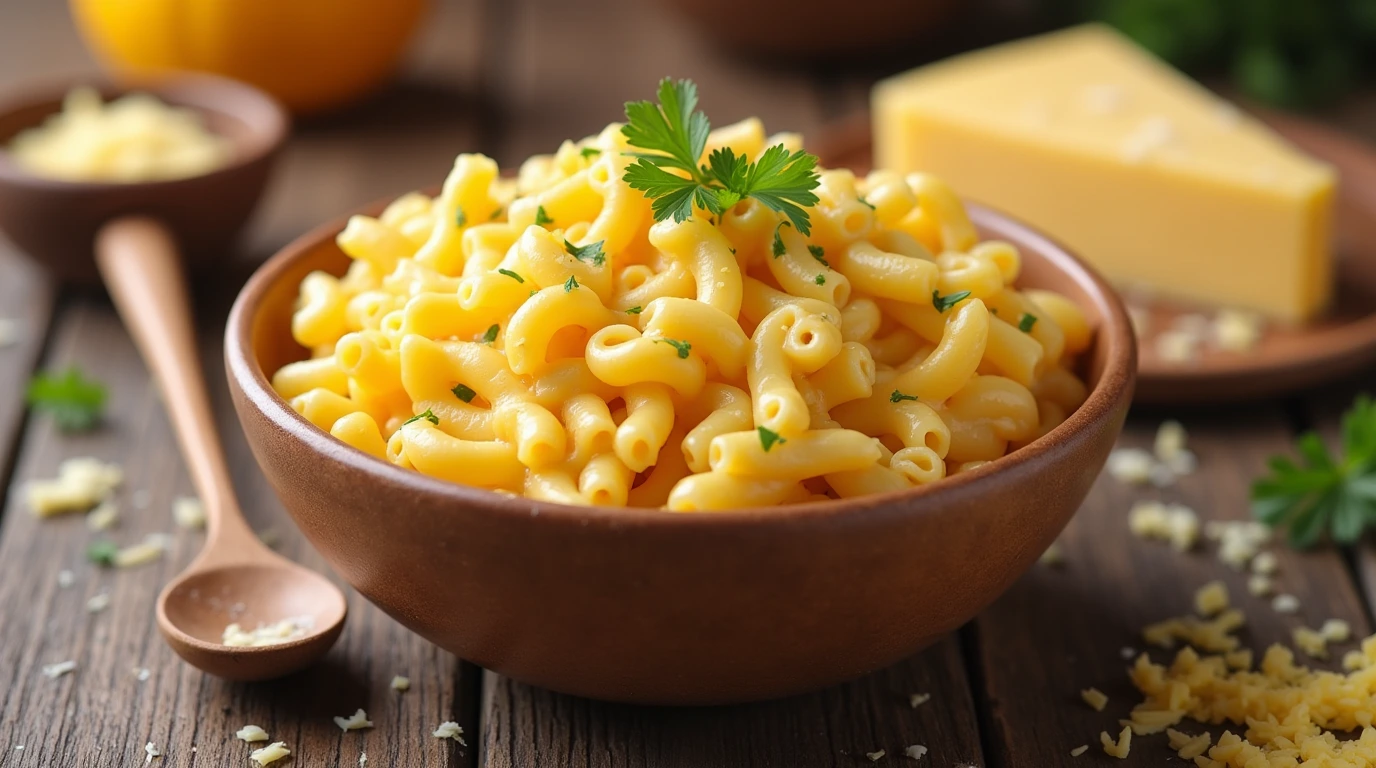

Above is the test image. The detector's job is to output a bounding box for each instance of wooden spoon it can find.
[97,217,347,681]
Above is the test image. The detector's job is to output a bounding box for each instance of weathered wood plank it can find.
[481,637,983,768]
[0,296,477,768]
[0,244,57,481]
[974,410,1371,765]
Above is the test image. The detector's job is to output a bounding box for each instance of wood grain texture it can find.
[0,243,56,482]
[974,410,1372,766]
[481,637,983,768]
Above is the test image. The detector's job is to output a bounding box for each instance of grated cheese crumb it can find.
[249,741,290,766]
[1205,520,1271,569]
[1081,687,1108,711]
[1165,728,1212,759]
[1127,500,1198,550]
[112,534,172,568]
[433,721,467,746]
[1100,725,1131,758]
[909,692,931,708]
[1153,420,1187,462]
[236,725,270,743]
[904,744,927,760]
[360,753,367,767]
[1106,449,1154,484]
[333,708,373,732]
[86,592,110,613]
[1155,328,1199,363]
[172,496,206,529]
[1223,649,1252,670]
[1246,574,1273,597]
[27,458,123,516]
[57,570,75,588]
[865,750,886,761]
[223,616,313,647]
[1069,745,1088,757]
[144,742,161,763]
[1194,580,1229,617]
[1213,309,1263,352]
[1321,618,1352,643]
[1294,626,1329,658]
[1272,594,1300,614]
[86,499,119,531]
[1344,650,1366,671]
[391,675,411,691]
[1250,551,1278,575]
[0,318,19,347]
[41,660,76,679]
[133,667,151,681]
[1142,608,1245,652]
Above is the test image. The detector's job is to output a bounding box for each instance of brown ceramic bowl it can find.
[225,202,1135,705]
[0,75,288,283]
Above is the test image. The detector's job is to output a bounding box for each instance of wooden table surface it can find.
[3,1,1376,766]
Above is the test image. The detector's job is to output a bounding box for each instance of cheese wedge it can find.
[873,24,1336,322]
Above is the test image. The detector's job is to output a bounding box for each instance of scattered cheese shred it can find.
[86,592,110,613]
[1127,500,1199,551]
[1204,521,1272,570]
[1165,728,1211,759]
[1100,725,1131,758]
[144,742,161,763]
[865,750,886,761]
[1142,608,1244,652]
[1213,309,1263,352]
[1293,626,1329,659]
[333,709,373,732]
[86,499,119,531]
[1322,618,1352,643]
[1194,580,1229,616]
[1080,687,1108,712]
[1272,593,1300,614]
[222,616,313,647]
[909,692,931,708]
[1106,449,1154,484]
[172,496,206,529]
[360,752,367,767]
[41,660,76,679]
[249,741,290,766]
[432,721,466,746]
[1069,745,1088,757]
[26,458,123,516]
[905,744,927,760]
[57,570,75,588]
[112,534,172,568]
[1250,550,1278,575]
[391,675,411,691]
[1246,574,1273,597]
[236,725,270,743]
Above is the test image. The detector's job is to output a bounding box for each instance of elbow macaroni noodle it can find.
[274,118,1093,511]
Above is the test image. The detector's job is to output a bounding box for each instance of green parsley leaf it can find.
[890,390,920,403]
[534,206,553,227]
[564,239,606,267]
[772,221,790,258]
[87,540,118,567]
[621,78,821,234]
[856,194,875,210]
[455,209,468,228]
[729,247,737,255]
[1252,394,1376,547]
[655,338,692,359]
[451,384,477,403]
[564,275,579,292]
[404,409,440,426]
[932,289,971,313]
[626,306,643,315]
[580,147,602,159]
[530,289,539,297]
[26,367,107,432]
[757,426,786,452]
[498,268,524,283]
[814,274,826,286]
[481,324,499,344]
[807,244,828,266]
[1018,313,1038,333]
[489,207,504,221]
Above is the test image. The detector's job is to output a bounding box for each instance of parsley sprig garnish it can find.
[622,78,821,234]
[1253,394,1376,547]
[27,367,107,432]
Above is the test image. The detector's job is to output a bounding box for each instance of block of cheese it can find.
[873,24,1336,322]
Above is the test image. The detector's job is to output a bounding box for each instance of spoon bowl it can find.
[0,76,348,680]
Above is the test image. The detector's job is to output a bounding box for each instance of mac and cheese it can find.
[273,119,1092,511]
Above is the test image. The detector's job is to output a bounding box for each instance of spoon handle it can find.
[95,216,256,550]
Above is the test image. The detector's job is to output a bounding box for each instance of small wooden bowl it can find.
[225,202,1136,704]
[0,75,288,283]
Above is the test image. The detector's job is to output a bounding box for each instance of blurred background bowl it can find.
[68,0,428,115]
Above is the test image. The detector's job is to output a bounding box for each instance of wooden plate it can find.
[814,111,1376,403]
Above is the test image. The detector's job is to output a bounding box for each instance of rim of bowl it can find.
[0,73,289,190]
[227,200,1137,527]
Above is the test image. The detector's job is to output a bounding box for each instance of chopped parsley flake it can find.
[87,540,118,566]
[404,409,440,426]
[757,426,786,452]
[772,221,790,258]
[656,338,692,359]
[564,239,606,267]
[481,324,499,344]
[856,194,875,210]
[564,275,579,292]
[534,206,553,227]
[454,209,467,228]
[626,306,643,315]
[497,268,525,283]
[580,147,602,159]
[932,289,971,313]
[814,274,826,285]
[890,390,920,403]
[1018,313,1037,332]
[451,384,477,403]
[807,244,828,266]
